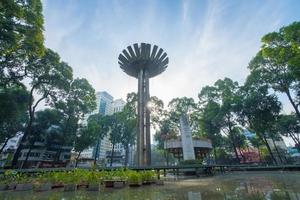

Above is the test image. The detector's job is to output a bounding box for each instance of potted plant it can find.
[3,170,16,190]
[103,171,114,188]
[128,171,142,187]
[33,172,52,192]
[112,169,127,188]
[62,171,78,191]
[0,174,8,191]
[15,173,33,191]
[86,171,100,191]
[141,171,156,185]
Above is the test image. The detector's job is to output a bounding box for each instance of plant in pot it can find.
[3,170,16,190]
[141,171,156,185]
[33,172,52,192]
[128,171,142,187]
[15,173,33,191]
[62,171,78,192]
[112,169,127,188]
[48,171,64,188]
[103,171,114,188]
[0,174,8,191]
[86,171,100,191]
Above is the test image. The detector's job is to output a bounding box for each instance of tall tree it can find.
[198,100,222,162]
[107,113,122,167]
[0,85,29,154]
[0,0,45,87]
[276,114,300,151]
[211,78,241,163]
[74,127,97,167]
[238,81,282,164]
[248,22,300,120]
[11,49,73,168]
[86,114,110,165]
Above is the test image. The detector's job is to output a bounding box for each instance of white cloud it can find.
[43,0,294,113]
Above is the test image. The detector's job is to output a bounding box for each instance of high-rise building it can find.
[80,91,127,166]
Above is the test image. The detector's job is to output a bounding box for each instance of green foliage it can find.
[0,86,29,146]
[0,0,45,86]
[179,159,203,165]
[127,171,142,184]
[140,171,156,182]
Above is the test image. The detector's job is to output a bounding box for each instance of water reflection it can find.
[0,172,299,200]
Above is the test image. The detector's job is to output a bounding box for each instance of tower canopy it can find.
[118,43,169,78]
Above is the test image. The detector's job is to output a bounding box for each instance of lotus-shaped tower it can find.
[118,43,169,166]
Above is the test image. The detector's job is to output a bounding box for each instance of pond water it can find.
[0,171,300,200]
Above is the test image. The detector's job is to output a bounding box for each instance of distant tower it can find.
[118,43,169,166]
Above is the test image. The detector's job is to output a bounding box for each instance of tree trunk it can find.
[110,143,115,167]
[271,137,283,164]
[257,146,262,163]
[286,89,300,120]
[124,145,129,167]
[290,133,300,151]
[262,135,277,165]
[213,148,217,164]
[238,148,246,163]
[21,144,33,169]
[0,138,9,155]
[93,138,100,165]
[75,151,82,167]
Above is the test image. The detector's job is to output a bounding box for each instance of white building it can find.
[0,132,23,152]
[80,91,127,166]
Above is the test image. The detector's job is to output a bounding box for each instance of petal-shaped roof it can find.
[118,43,168,78]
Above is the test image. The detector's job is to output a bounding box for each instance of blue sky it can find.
[42,0,300,115]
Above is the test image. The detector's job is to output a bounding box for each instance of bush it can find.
[179,159,203,165]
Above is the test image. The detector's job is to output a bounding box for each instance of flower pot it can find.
[129,182,142,187]
[7,183,16,190]
[35,183,52,192]
[104,180,114,188]
[113,181,125,188]
[52,183,64,189]
[15,183,33,191]
[86,183,100,191]
[0,184,8,191]
[142,181,152,185]
[155,180,164,185]
[64,184,77,191]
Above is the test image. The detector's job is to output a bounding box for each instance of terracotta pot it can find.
[104,180,114,188]
[64,184,77,191]
[129,182,142,187]
[113,181,125,188]
[86,183,100,191]
[7,183,16,190]
[0,184,8,191]
[35,183,52,192]
[15,183,33,191]
[155,180,164,185]
[142,181,152,185]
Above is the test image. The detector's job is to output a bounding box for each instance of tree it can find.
[276,114,300,151]
[0,0,45,87]
[238,81,282,164]
[0,85,29,154]
[11,49,73,168]
[74,127,97,167]
[54,78,96,153]
[249,135,264,162]
[248,22,300,120]
[212,78,241,163]
[107,113,122,167]
[86,114,110,165]
[198,100,222,162]
[21,108,64,168]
